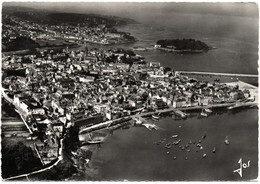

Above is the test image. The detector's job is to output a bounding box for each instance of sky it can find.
[3,2,258,20]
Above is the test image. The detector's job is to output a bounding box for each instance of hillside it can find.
[2,6,137,27]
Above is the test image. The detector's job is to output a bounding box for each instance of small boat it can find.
[166,151,170,154]
[173,139,181,145]
[173,156,177,160]
[200,109,208,117]
[87,139,103,144]
[227,105,235,110]
[203,153,207,158]
[165,143,172,149]
[171,135,178,138]
[201,112,208,117]
[152,114,160,120]
[181,113,187,119]
[134,117,142,125]
[202,132,207,139]
[224,136,230,145]
[205,108,212,113]
[212,147,216,153]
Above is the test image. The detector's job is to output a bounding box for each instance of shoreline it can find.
[73,78,258,180]
[73,105,258,181]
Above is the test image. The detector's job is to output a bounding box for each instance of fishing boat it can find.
[205,108,212,113]
[87,139,104,144]
[227,105,235,110]
[173,139,181,145]
[200,109,208,117]
[152,114,160,120]
[171,134,178,138]
[212,147,216,153]
[134,118,142,125]
[202,132,207,139]
[224,136,230,145]
[165,143,172,149]
[85,132,106,144]
[143,123,158,130]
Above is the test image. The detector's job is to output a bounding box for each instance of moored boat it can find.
[152,114,160,120]
[171,134,178,138]
[224,136,230,145]
[165,143,172,149]
[200,111,208,117]
[212,147,216,153]
[202,132,207,139]
[134,117,142,125]
[227,105,235,110]
[87,139,104,144]
[205,108,212,113]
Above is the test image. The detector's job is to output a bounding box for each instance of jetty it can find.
[79,117,132,134]
[78,99,257,134]
[176,71,258,78]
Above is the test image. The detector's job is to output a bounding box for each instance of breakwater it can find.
[176,71,258,78]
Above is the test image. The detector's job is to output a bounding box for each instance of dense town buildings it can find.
[2,45,255,166]
[1,5,258,180]
[2,14,135,49]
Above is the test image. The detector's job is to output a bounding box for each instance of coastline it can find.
[156,47,209,53]
[70,80,258,181]
[2,3,259,181]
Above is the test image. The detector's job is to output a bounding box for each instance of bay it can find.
[91,108,258,181]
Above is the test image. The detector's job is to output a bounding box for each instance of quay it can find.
[176,71,258,78]
[79,101,258,134]
[78,117,132,134]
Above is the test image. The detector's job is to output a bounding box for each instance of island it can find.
[155,39,212,53]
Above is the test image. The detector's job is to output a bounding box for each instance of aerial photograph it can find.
[1,1,258,181]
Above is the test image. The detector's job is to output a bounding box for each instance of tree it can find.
[1,142,42,178]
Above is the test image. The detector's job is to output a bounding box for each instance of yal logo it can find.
[233,158,250,177]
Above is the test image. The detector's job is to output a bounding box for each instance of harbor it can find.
[90,108,258,181]
[79,99,258,134]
